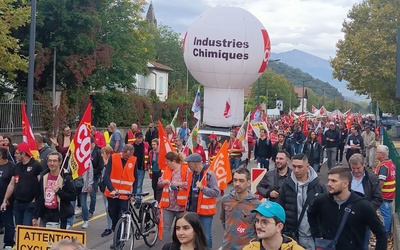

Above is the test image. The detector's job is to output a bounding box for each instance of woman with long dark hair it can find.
[162,212,209,250]
[302,131,323,173]
[2,136,15,163]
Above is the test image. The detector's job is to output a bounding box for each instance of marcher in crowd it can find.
[91,126,106,148]
[361,125,376,168]
[257,150,292,202]
[271,132,291,162]
[302,131,323,173]
[1,142,43,226]
[89,137,103,218]
[103,144,136,249]
[145,123,158,146]
[34,133,54,170]
[158,152,189,245]
[277,153,326,249]
[2,136,15,163]
[99,146,113,237]
[125,123,140,145]
[132,132,149,208]
[149,138,162,202]
[228,131,245,171]
[220,168,261,250]
[345,125,364,163]
[33,152,76,229]
[109,122,123,153]
[162,212,209,250]
[243,201,304,250]
[349,153,383,250]
[185,153,219,248]
[375,145,396,240]
[0,147,15,248]
[324,122,339,170]
[336,123,348,165]
[254,129,273,170]
[308,166,387,250]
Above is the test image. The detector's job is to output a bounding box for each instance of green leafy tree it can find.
[0,0,30,80]
[331,0,400,112]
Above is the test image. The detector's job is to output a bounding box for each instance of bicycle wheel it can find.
[113,215,135,250]
[141,207,158,247]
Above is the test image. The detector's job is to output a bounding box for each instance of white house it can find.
[293,87,308,113]
[133,60,173,101]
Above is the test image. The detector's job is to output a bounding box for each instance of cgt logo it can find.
[214,154,228,187]
[258,29,271,73]
[75,122,91,171]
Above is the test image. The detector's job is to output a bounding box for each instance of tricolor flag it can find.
[158,120,173,171]
[69,103,92,179]
[170,108,179,128]
[186,120,200,153]
[191,87,201,120]
[209,141,231,190]
[250,105,262,122]
[21,102,40,162]
[223,98,231,118]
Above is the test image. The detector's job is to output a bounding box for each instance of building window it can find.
[158,76,164,94]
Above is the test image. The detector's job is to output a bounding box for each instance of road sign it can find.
[251,168,267,200]
[16,225,86,249]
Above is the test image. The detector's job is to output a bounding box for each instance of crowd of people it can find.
[0,115,395,250]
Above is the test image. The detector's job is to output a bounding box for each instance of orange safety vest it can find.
[104,153,137,200]
[159,164,189,208]
[127,130,137,145]
[187,171,217,216]
[375,159,396,200]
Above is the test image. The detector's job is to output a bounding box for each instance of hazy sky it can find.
[148,0,362,60]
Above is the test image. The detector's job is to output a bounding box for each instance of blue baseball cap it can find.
[251,201,286,223]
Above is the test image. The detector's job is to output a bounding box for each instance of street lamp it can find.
[301,80,310,114]
[257,59,280,106]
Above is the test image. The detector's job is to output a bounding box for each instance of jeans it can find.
[294,143,303,154]
[79,192,90,221]
[336,144,344,163]
[107,198,128,231]
[290,143,296,156]
[39,208,67,229]
[365,147,376,167]
[326,147,337,170]
[151,171,162,203]
[135,169,145,204]
[379,201,392,237]
[0,204,14,247]
[89,176,99,214]
[102,194,112,230]
[200,215,213,248]
[257,157,270,170]
[363,227,371,250]
[229,157,240,171]
[13,200,35,226]
[161,209,184,245]
[312,163,320,172]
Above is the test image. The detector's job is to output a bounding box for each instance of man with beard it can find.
[271,132,291,162]
[345,125,364,164]
[257,150,291,202]
[277,153,326,249]
[243,201,304,250]
[220,168,261,250]
[308,166,387,250]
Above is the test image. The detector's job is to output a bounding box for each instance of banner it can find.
[250,121,268,138]
[251,168,267,201]
[191,86,201,120]
[250,105,262,122]
[21,102,40,162]
[158,120,173,171]
[69,103,92,179]
[209,141,231,190]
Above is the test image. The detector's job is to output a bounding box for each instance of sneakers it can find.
[82,221,89,229]
[66,225,72,230]
[74,207,82,215]
[101,228,112,237]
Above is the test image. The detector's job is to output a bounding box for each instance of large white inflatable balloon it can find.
[183,6,270,89]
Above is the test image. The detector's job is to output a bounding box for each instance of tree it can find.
[0,0,30,80]
[331,0,400,112]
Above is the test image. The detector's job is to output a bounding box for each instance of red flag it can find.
[158,120,173,171]
[312,105,317,113]
[209,141,231,190]
[303,117,308,136]
[250,105,262,122]
[223,99,231,118]
[69,103,92,179]
[21,102,40,161]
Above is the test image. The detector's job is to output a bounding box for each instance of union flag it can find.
[21,102,40,162]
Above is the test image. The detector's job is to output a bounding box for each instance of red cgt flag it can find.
[158,120,173,171]
[21,102,40,162]
[69,103,92,179]
[209,141,231,190]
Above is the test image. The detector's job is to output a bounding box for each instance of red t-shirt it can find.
[45,174,58,209]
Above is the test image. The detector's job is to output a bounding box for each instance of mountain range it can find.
[270,49,369,102]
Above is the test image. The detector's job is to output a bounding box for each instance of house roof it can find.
[148,61,173,72]
[293,87,308,99]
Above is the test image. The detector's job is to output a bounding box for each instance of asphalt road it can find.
[1,157,335,250]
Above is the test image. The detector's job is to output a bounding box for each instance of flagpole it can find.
[57,147,71,182]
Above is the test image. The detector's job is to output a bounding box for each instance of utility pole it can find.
[27,0,37,126]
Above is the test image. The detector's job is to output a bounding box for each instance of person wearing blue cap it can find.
[243,201,304,250]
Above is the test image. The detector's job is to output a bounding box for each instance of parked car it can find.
[197,126,248,167]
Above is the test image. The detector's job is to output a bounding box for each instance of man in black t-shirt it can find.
[0,142,43,226]
[0,147,15,248]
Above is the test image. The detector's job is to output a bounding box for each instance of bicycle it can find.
[112,192,159,249]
